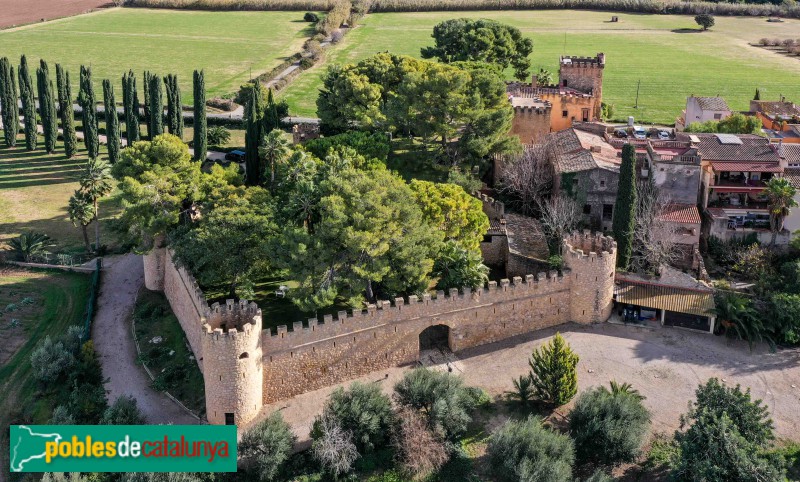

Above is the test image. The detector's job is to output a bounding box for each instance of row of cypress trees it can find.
[0,56,207,162]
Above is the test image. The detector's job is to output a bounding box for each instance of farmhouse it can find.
[675,95,732,131]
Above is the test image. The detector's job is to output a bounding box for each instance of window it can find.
[582,108,590,122]
[602,204,614,220]
[714,113,722,120]
[562,110,568,118]
[600,180,606,187]
[225,413,235,425]
[583,204,592,215]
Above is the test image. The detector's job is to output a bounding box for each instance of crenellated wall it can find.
[142,230,616,426]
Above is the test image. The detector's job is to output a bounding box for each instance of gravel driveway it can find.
[92,254,198,425]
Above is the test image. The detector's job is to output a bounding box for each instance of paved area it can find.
[92,254,197,424]
[253,322,800,443]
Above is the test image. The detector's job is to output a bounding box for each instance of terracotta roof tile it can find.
[694,96,730,111]
[658,204,701,224]
[785,168,800,189]
[678,133,780,163]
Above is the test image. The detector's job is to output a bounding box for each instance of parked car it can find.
[614,128,628,138]
[225,150,246,163]
[657,130,671,140]
[632,126,647,139]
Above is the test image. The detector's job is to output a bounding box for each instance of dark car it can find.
[614,129,628,138]
[225,150,246,163]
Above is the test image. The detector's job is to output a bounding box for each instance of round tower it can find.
[563,230,616,324]
[142,236,166,291]
[201,299,263,426]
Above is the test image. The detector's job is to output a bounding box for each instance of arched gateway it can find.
[419,324,451,351]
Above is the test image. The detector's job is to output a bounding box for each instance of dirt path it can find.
[92,254,198,424]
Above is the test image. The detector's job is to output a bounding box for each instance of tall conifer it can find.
[56,64,78,158]
[103,79,121,164]
[79,65,100,159]
[193,69,207,162]
[244,81,263,186]
[0,57,19,147]
[164,74,183,139]
[143,71,152,139]
[612,143,637,269]
[18,56,37,151]
[122,71,140,144]
[148,74,163,137]
[36,60,57,153]
[263,88,280,132]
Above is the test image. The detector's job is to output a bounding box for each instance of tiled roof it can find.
[782,144,800,165]
[709,161,782,173]
[694,96,730,111]
[785,168,800,189]
[573,129,621,169]
[549,129,600,173]
[679,133,780,163]
[658,204,701,225]
[752,101,800,117]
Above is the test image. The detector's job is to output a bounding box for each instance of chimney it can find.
[590,145,602,153]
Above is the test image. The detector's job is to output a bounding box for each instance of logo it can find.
[9,425,237,473]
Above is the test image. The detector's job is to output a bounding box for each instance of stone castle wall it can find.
[510,105,552,145]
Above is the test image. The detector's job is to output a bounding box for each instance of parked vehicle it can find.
[614,128,628,138]
[633,126,647,139]
[657,130,671,140]
[225,150,246,163]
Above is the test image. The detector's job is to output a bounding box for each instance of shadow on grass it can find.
[671,28,703,33]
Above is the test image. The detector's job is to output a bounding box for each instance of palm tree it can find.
[508,374,535,407]
[712,289,775,351]
[78,157,113,252]
[764,177,798,246]
[10,232,53,262]
[608,381,645,401]
[258,129,290,193]
[68,190,96,253]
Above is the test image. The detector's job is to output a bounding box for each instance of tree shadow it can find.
[671,28,703,34]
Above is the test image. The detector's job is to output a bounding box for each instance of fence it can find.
[80,258,102,342]
[24,252,95,267]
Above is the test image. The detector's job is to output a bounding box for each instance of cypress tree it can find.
[263,88,280,133]
[193,69,207,162]
[612,143,637,269]
[102,79,121,164]
[18,56,37,151]
[36,60,58,154]
[164,74,183,139]
[244,81,263,186]
[143,71,152,139]
[131,73,141,142]
[148,73,163,138]
[0,57,19,147]
[79,65,100,159]
[122,71,140,144]
[754,88,761,101]
[56,65,78,158]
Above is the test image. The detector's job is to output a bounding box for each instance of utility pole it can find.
[634,80,641,109]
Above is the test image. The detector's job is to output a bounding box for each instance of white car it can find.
[633,126,647,139]
[657,130,671,140]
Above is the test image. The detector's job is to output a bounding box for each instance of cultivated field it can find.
[279,10,800,124]
[0,0,110,29]
[0,8,315,102]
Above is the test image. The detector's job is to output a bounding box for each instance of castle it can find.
[509,53,605,144]
[143,228,617,426]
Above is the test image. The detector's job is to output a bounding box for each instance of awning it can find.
[614,281,715,318]
[710,161,782,173]
[711,186,765,193]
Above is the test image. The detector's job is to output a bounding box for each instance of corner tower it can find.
[201,299,263,425]
[559,53,605,117]
[563,230,616,324]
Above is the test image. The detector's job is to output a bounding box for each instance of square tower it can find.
[559,53,605,117]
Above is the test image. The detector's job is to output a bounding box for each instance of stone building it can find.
[507,53,605,144]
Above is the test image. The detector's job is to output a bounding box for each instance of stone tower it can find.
[559,53,605,118]
[509,103,552,145]
[563,230,616,324]
[201,299,263,425]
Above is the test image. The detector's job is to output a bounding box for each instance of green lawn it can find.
[0,133,121,252]
[0,268,91,478]
[279,10,800,124]
[0,8,317,103]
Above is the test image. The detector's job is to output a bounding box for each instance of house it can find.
[781,144,800,237]
[507,53,605,144]
[750,99,800,144]
[676,96,732,131]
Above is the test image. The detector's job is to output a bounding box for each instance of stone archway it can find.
[419,324,451,351]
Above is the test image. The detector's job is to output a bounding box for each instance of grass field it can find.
[279,10,800,124]
[0,267,91,478]
[0,8,316,103]
[0,133,121,252]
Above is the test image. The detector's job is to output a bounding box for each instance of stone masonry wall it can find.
[262,274,572,403]
[564,231,616,323]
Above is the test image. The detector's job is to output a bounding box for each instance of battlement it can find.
[513,104,552,115]
[265,272,568,352]
[561,53,605,68]
[203,298,261,335]
[564,230,617,259]
[476,192,505,219]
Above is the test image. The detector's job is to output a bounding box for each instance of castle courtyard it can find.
[252,322,800,443]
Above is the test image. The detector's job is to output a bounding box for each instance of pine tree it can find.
[79,66,100,159]
[102,80,120,164]
[0,57,19,147]
[18,55,37,151]
[56,65,78,158]
[263,87,280,133]
[122,71,140,144]
[148,73,164,137]
[163,74,183,139]
[754,88,761,101]
[142,71,152,139]
[527,332,579,406]
[193,69,207,162]
[36,60,58,154]
[612,143,637,269]
[244,81,263,186]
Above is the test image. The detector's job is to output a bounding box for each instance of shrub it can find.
[313,382,394,453]
[331,30,345,43]
[304,11,319,22]
[759,38,770,45]
[50,405,77,425]
[304,131,390,162]
[569,382,651,466]
[206,125,231,147]
[393,368,476,440]
[299,57,316,70]
[10,231,53,261]
[393,408,449,479]
[240,411,296,481]
[30,336,75,383]
[528,332,579,407]
[101,395,146,425]
[487,416,575,482]
[695,13,715,30]
[311,411,359,478]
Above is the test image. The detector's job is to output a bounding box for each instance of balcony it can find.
[707,191,769,210]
